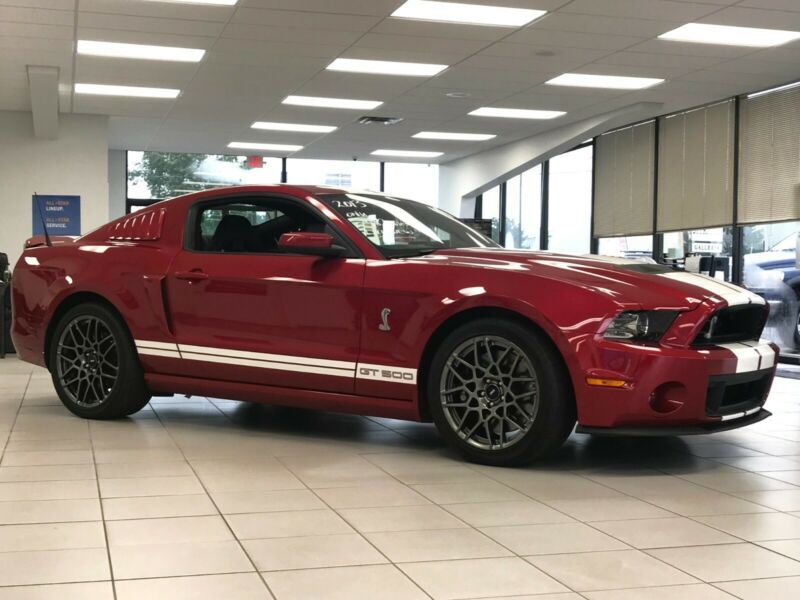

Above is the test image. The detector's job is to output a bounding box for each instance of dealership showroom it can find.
[5,0,800,599]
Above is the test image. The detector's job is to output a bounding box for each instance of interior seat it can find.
[209,215,252,252]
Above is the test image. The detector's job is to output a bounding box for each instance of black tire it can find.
[49,302,151,419]
[427,318,575,466]
[794,305,800,350]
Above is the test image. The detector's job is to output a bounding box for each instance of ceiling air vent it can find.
[357,116,404,126]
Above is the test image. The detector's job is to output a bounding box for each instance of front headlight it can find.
[603,310,679,343]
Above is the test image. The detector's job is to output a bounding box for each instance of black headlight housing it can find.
[603,310,679,343]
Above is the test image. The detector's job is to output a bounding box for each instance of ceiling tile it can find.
[562,0,720,21]
[77,12,226,36]
[80,0,234,22]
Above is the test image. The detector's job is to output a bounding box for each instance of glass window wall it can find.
[504,165,542,249]
[742,221,800,353]
[548,145,593,254]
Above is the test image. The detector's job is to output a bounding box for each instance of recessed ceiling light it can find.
[77,40,205,62]
[228,142,303,152]
[469,107,565,120]
[74,83,180,98]
[371,149,443,158]
[546,73,664,90]
[141,0,237,5]
[283,95,383,110]
[413,131,496,141]
[251,121,337,133]
[392,0,545,27]
[659,23,800,48]
[327,58,447,77]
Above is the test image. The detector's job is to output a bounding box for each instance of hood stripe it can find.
[658,272,765,307]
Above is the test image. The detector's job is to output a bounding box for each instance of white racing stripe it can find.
[716,341,776,373]
[720,406,762,422]
[179,343,355,370]
[137,348,181,359]
[740,341,777,370]
[180,351,355,379]
[135,340,179,352]
[659,272,765,306]
[134,340,417,384]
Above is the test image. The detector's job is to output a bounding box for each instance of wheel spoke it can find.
[56,315,119,409]
[440,334,539,452]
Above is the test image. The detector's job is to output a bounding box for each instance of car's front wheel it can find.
[427,318,575,466]
[49,302,151,419]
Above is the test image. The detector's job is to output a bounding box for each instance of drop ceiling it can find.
[2,0,800,163]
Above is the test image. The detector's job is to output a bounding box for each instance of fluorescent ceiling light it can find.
[469,107,565,120]
[659,23,800,48]
[228,142,303,152]
[413,131,496,141]
[747,80,800,99]
[74,83,180,98]
[392,0,545,27]
[327,58,447,77]
[283,95,383,110]
[546,73,664,90]
[77,40,205,62]
[251,121,336,133]
[371,149,443,158]
[141,0,237,5]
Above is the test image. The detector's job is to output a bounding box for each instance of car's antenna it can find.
[34,192,53,247]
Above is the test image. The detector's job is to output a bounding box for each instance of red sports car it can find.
[11,185,778,465]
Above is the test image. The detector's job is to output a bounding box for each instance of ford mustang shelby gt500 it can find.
[12,185,778,465]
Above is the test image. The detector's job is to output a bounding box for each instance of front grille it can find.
[706,368,772,417]
[692,304,768,346]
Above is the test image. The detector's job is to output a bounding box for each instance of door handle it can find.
[175,269,209,282]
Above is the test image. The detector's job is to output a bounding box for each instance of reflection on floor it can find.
[1,356,800,599]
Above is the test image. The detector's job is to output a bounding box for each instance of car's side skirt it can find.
[144,373,423,421]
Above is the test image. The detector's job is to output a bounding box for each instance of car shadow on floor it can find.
[149,397,702,472]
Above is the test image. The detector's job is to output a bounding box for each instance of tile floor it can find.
[0,355,799,599]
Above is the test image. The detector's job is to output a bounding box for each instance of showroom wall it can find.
[0,111,109,266]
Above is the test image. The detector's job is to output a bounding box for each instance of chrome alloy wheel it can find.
[55,315,119,408]
[439,335,539,450]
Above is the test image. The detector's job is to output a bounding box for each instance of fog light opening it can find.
[649,382,687,414]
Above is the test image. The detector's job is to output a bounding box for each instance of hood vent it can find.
[357,116,404,126]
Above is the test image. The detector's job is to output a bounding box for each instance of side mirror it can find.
[278,232,345,258]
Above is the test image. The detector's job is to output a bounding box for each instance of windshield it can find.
[317,193,499,258]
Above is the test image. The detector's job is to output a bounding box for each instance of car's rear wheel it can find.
[427,318,575,466]
[50,302,151,419]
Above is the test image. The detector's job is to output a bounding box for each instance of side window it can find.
[192,198,330,254]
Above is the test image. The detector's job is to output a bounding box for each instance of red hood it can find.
[417,248,762,311]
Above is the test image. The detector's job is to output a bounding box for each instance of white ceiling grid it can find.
[0,0,799,162]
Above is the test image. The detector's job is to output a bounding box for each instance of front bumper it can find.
[576,408,771,436]
[573,338,778,430]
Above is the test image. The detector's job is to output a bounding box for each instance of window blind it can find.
[657,99,735,232]
[739,86,800,224]
[593,120,655,237]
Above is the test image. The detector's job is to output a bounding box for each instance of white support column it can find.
[27,66,60,140]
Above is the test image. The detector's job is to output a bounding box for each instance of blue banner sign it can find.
[32,195,81,236]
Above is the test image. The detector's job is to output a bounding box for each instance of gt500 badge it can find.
[356,363,417,384]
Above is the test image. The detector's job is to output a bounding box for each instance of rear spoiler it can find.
[24,235,78,249]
